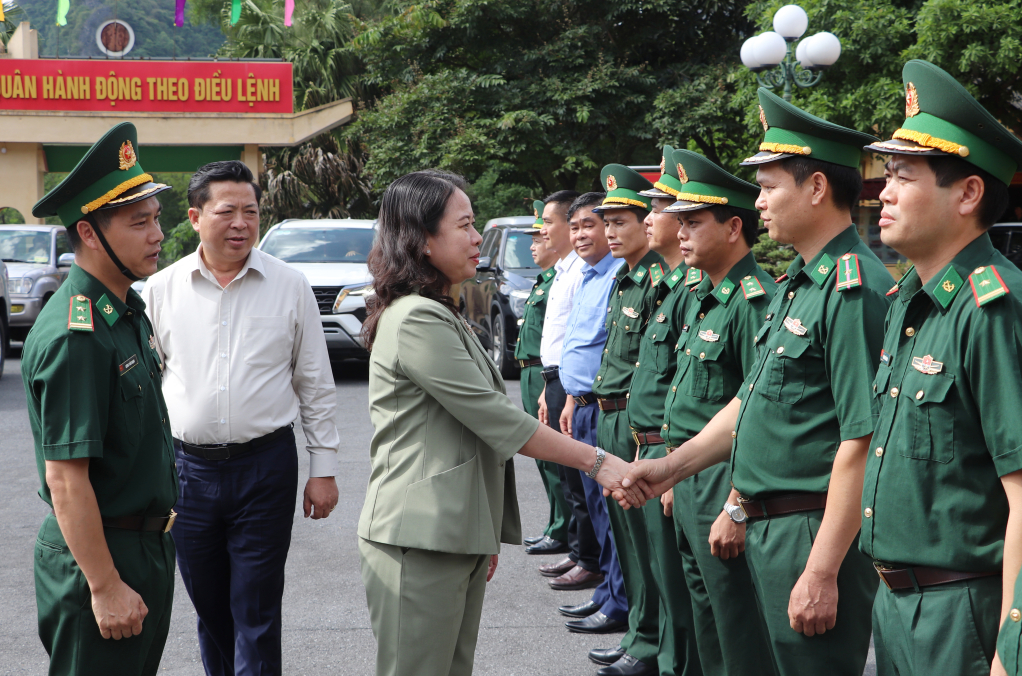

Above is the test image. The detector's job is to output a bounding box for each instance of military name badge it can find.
[783,316,808,336]
[698,329,720,342]
[622,307,640,319]
[880,348,890,366]
[741,275,766,299]
[656,313,666,323]
[969,265,1009,307]
[118,354,139,376]
[911,354,943,375]
[685,268,703,287]
[68,295,94,332]
[835,253,862,291]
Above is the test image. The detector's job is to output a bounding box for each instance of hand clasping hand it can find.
[594,453,655,509]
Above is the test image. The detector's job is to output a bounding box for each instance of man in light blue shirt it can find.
[550,192,631,648]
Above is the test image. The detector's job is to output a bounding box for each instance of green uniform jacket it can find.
[731,226,894,498]
[665,253,776,444]
[593,250,665,398]
[860,234,1022,572]
[22,264,177,517]
[514,267,556,361]
[627,262,692,432]
[359,294,540,556]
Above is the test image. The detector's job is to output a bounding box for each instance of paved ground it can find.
[0,350,876,675]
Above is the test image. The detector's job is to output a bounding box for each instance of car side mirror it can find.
[57,253,75,267]
[476,256,493,271]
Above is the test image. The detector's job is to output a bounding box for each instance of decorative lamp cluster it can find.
[739,5,841,101]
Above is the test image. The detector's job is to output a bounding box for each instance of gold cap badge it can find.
[759,105,769,131]
[676,163,688,184]
[905,83,920,117]
[659,155,666,173]
[119,140,137,171]
[606,175,617,191]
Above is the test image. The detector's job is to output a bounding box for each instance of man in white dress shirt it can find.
[143,161,340,676]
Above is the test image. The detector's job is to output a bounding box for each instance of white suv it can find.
[257,218,375,363]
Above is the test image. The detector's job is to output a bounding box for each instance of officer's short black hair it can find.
[567,192,605,220]
[925,155,1009,229]
[544,190,581,218]
[188,160,262,211]
[777,156,862,212]
[66,210,113,253]
[602,206,650,224]
[703,205,760,247]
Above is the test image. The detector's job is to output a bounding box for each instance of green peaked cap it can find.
[33,122,171,227]
[741,88,878,169]
[593,164,653,212]
[532,199,545,228]
[865,60,1022,186]
[665,149,759,212]
[638,145,681,198]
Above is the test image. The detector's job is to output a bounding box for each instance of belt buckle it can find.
[873,562,894,590]
[518,359,526,368]
[736,496,751,520]
[164,510,177,534]
[665,446,676,454]
[205,444,231,461]
[631,429,640,445]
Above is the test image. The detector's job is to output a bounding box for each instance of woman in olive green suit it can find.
[358,170,649,676]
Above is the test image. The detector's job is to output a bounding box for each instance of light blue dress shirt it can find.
[559,252,624,396]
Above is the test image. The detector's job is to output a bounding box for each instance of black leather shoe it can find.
[565,611,626,634]
[526,536,569,555]
[588,646,625,666]
[523,535,544,546]
[559,600,600,618]
[596,654,655,676]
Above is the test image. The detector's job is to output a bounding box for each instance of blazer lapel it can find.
[454,315,504,391]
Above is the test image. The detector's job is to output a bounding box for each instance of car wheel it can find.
[490,312,518,379]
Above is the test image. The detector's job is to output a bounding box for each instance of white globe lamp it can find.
[753,31,787,67]
[806,31,841,67]
[773,5,808,40]
[740,36,763,69]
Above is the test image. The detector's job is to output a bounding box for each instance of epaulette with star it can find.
[835,253,862,292]
[685,268,703,287]
[969,265,1009,307]
[68,295,94,332]
[649,263,665,287]
[740,275,767,299]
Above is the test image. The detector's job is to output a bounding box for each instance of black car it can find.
[460,218,541,377]
[989,222,1022,269]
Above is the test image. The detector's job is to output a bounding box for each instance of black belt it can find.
[518,357,543,368]
[873,562,999,591]
[541,366,560,382]
[738,492,828,519]
[573,392,596,406]
[54,510,177,533]
[176,424,293,461]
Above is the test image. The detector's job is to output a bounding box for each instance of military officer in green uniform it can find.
[858,60,1022,676]
[620,145,702,676]
[620,90,894,675]
[655,148,776,676]
[589,165,667,676]
[22,122,178,676]
[516,200,572,553]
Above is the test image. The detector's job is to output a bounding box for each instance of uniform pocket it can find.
[242,316,291,367]
[759,334,810,404]
[873,362,891,400]
[118,376,145,448]
[685,341,727,401]
[641,328,673,374]
[898,370,955,463]
[618,322,642,361]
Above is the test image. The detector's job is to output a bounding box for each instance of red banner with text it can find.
[0,59,293,113]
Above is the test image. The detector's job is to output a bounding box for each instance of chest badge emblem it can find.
[698,329,720,342]
[149,334,157,350]
[622,307,639,319]
[912,355,943,375]
[656,313,666,323]
[535,288,544,295]
[783,317,808,336]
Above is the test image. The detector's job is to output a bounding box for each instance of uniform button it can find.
[635,362,640,367]
[1012,609,1021,622]
[890,387,899,397]
[220,418,226,424]
[875,447,884,457]
[754,335,758,341]
[604,349,608,353]
[220,385,226,391]
[662,424,668,430]
[625,325,630,330]
[864,507,873,518]
[597,376,602,381]
[788,291,795,299]
[613,321,617,326]
[905,327,915,337]
[699,352,705,359]
[657,300,662,306]
[619,290,623,296]
[731,431,737,438]
[137,384,142,392]
[222,321,227,326]
[686,349,691,355]
[698,313,705,319]
[766,314,773,320]
[652,334,657,339]
[162,418,166,424]
[776,346,784,355]
[672,386,676,392]
[749,383,753,391]
[916,390,924,400]
[221,352,227,358]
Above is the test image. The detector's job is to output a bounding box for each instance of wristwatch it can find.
[587,447,607,479]
[723,501,748,524]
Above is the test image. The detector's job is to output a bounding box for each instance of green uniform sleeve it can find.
[397,303,540,461]
[823,288,888,440]
[26,333,108,460]
[965,307,1022,476]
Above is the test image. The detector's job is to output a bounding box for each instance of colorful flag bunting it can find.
[56,0,70,26]
[230,0,241,25]
[175,0,186,27]
[285,0,294,26]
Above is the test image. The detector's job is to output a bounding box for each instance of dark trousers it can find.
[172,430,299,676]
[545,376,600,573]
[573,402,629,625]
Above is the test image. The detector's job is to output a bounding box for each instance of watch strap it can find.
[587,447,607,480]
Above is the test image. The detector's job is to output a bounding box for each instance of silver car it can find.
[257,218,375,363]
[0,257,9,377]
[0,225,73,343]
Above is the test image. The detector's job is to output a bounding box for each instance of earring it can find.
[425,248,431,255]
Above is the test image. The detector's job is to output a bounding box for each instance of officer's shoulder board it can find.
[649,262,665,287]
[968,265,1009,308]
[685,268,703,287]
[740,275,767,300]
[68,295,94,332]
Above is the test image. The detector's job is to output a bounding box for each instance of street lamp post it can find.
[740,5,841,102]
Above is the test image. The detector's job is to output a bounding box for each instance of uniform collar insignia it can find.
[808,252,836,288]
[713,278,736,305]
[932,265,965,310]
[96,293,120,327]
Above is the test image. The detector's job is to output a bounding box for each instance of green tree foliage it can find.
[16,0,225,58]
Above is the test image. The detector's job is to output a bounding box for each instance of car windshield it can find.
[504,232,540,270]
[0,230,50,264]
[261,227,375,263]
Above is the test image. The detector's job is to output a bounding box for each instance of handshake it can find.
[588,452,679,510]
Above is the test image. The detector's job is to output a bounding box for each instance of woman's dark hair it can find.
[361,169,470,350]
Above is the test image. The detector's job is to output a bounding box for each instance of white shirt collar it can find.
[193,244,265,288]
